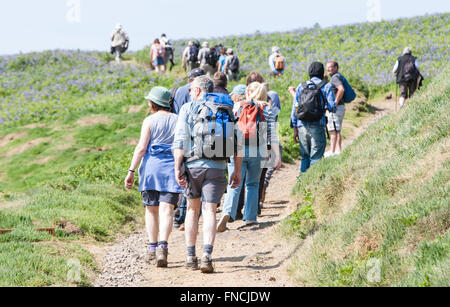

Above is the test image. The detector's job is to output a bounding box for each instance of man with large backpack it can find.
[269,46,286,77]
[224,49,240,81]
[198,42,217,78]
[110,24,129,63]
[289,62,337,178]
[393,47,421,108]
[324,61,356,157]
[173,75,242,274]
[161,34,175,71]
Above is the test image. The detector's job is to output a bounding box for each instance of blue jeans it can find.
[298,124,326,175]
[222,157,264,222]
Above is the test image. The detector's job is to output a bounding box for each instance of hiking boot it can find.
[156,247,168,268]
[200,256,214,274]
[186,256,199,270]
[217,215,231,233]
[146,250,156,264]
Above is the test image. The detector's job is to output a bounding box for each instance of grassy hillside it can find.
[134,13,449,161]
[282,65,449,287]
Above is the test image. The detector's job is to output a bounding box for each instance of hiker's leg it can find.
[243,158,264,222]
[258,168,268,205]
[185,198,201,247]
[202,202,218,246]
[298,126,311,174]
[145,206,159,244]
[176,196,187,224]
[408,80,417,100]
[329,131,338,153]
[399,83,407,107]
[310,126,327,166]
[336,131,343,153]
[158,202,175,243]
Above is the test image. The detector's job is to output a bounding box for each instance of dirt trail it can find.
[94,99,397,287]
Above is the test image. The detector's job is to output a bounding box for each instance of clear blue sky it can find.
[1,0,449,55]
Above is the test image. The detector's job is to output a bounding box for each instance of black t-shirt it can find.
[330,74,344,105]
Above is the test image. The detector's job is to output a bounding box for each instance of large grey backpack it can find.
[186,93,236,163]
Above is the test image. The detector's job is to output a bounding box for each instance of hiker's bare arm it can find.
[288,87,297,98]
[174,148,187,189]
[229,156,242,189]
[294,128,299,143]
[125,117,152,189]
[335,85,345,104]
[273,143,282,171]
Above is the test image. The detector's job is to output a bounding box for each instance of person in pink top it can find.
[150,39,166,73]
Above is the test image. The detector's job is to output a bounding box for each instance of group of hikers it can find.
[110,24,289,80]
[180,41,241,81]
[123,34,422,274]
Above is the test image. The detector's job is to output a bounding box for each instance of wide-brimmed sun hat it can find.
[145,87,171,108]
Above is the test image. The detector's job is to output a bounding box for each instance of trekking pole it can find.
[395,83,398,112]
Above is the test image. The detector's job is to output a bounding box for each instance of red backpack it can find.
[236,101,266,144]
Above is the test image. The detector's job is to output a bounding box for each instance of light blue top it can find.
[269,54,286,74]
[290,77,337,128]
[219,55,227,72]
[139,113,184,193]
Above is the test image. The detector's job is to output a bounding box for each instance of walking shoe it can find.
[324,151,334,158]
[186,256,199,270]
[245,220,259,226]
[146,250,156,264]
[217,215,231,233]
[156,247,168,268]
[200,256,214,274]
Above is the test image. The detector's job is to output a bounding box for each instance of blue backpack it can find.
[336,73,356,103]
[186,93,236,163]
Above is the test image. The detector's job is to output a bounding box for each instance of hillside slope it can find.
[0,14,448,286]
[283,66,449,287]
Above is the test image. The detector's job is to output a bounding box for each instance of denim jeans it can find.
[298,124,327,175]
[222,157,264,222]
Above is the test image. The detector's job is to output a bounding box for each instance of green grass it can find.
[282,65,450,287]
[0,13,448,287]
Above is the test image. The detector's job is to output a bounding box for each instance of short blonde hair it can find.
[245,82,269,104]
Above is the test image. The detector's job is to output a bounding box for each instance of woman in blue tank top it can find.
[125,86,183,268]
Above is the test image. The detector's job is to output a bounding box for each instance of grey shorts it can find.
[185,168,227,204]
[326,105,346,132]
[141,190,180,208]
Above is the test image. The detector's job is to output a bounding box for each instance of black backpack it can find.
[169,87,179,113]
[228,56,239,73]
[295,81,327,122]
[206,48,218,67]
[188,46,199,63]
[402,57,419,82]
